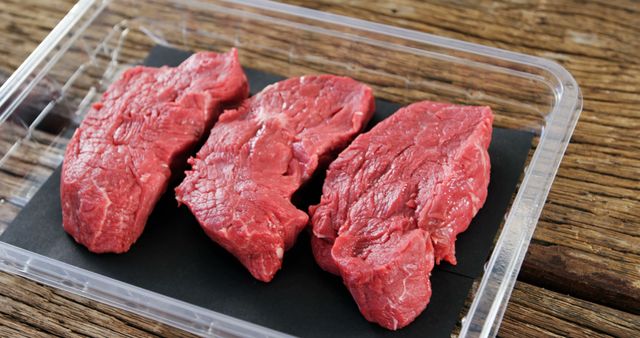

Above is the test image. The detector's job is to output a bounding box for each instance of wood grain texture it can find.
[0,271,196,337]
[500,283,640,338]
[0,0,638,337]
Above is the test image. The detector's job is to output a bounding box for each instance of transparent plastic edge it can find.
[0,242,291,338]
[0,0,584,337]
[0,0,103,124]
[231,0,568,69]
[459,60,582,337]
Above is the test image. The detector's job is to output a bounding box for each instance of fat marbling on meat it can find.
[176,75,375,282]
[61,50,248,253]
[310,101,493,329]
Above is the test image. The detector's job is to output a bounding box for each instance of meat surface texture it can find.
[176,75,375,282]
[310,101,493,330]
[61,49,249,253]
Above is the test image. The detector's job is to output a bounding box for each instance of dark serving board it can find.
[2,45,534,338]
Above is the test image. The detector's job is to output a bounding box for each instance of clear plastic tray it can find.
[0,0,582,336]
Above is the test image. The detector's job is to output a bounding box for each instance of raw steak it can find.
[61,50,249,253]
[310,101,493,330]
[176,75,375,282]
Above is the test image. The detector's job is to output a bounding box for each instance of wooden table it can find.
[0,0,638,336]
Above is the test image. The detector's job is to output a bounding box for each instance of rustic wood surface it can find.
[0,0,638,337]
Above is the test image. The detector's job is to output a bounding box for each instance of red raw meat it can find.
[310,101,493,330]
[176,75,375,282]
[61,50,248,253]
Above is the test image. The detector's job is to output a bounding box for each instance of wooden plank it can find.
[521,242,639,314]
[500,282,640,338]
[0,272,196,337]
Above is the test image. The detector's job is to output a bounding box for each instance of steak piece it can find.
[310,101,493,330]
[61,50,249,253]
[176,75,375,282]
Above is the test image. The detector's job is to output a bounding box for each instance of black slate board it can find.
[1,45,534,337]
